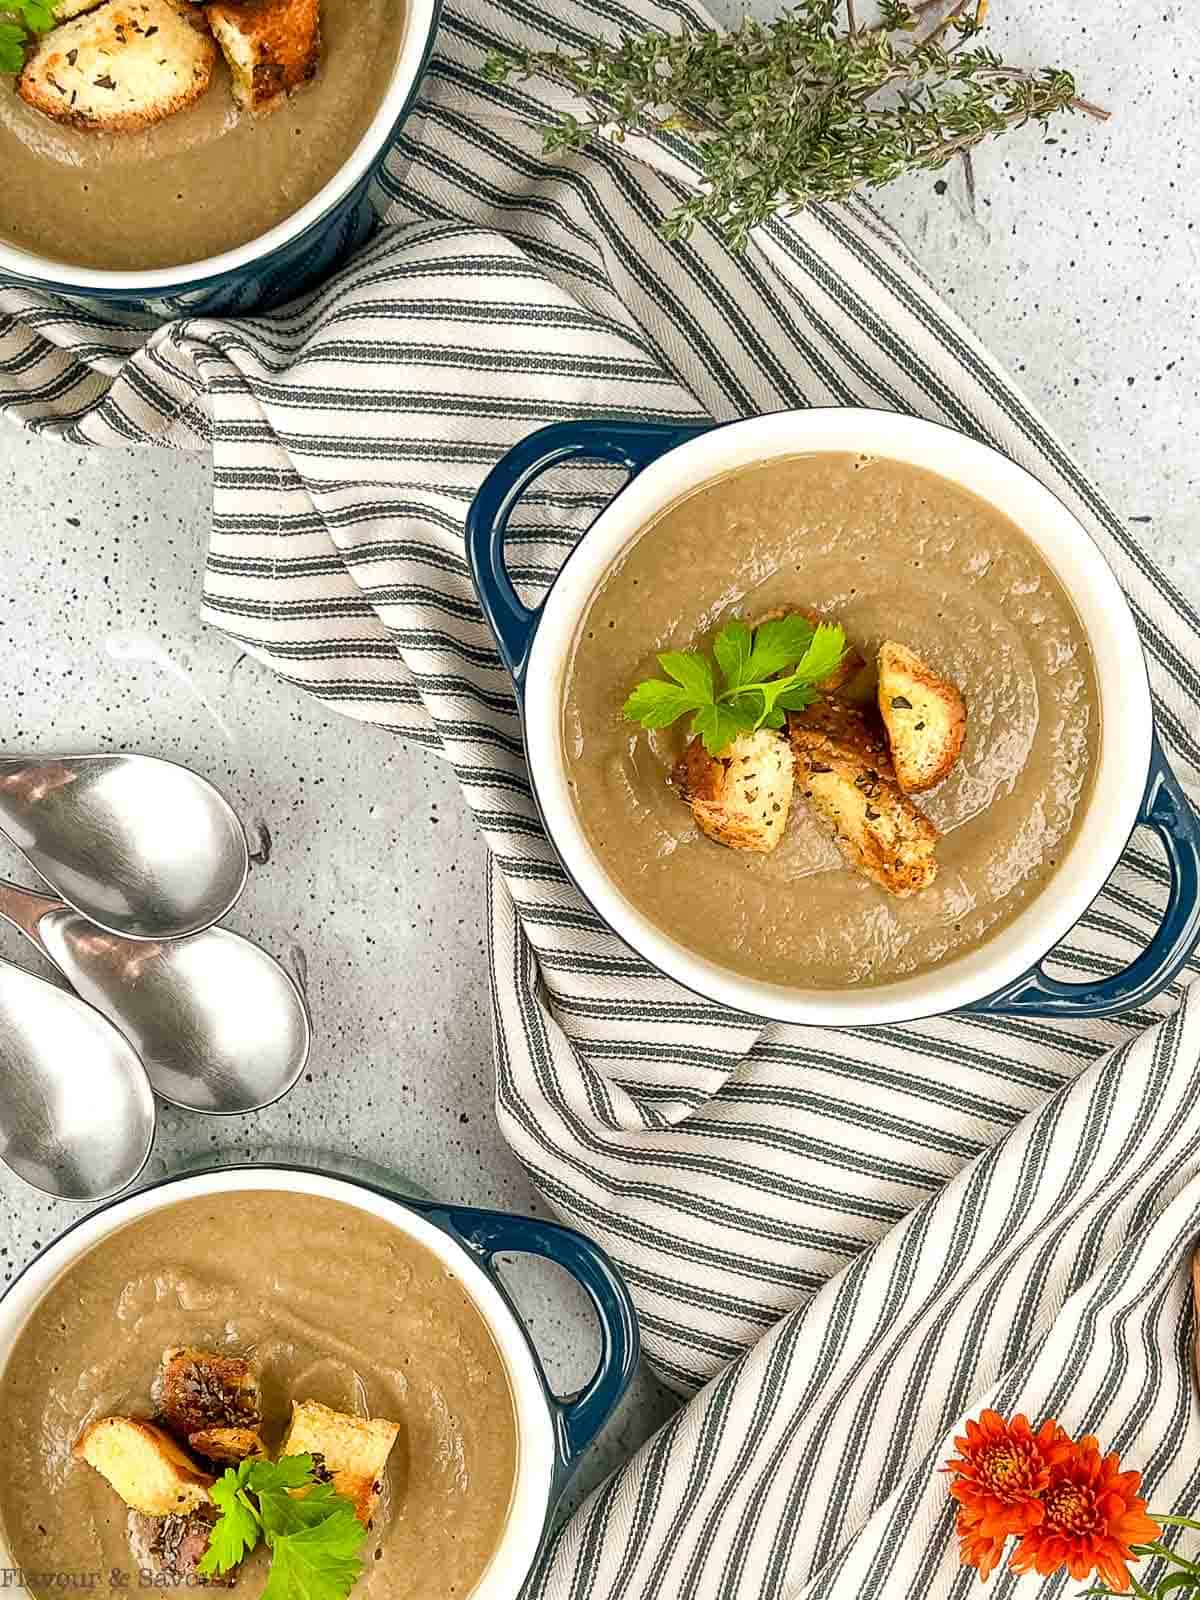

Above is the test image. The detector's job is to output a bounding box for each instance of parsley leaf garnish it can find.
[261,1508,366,1600]
[0,1,58,75]
[655,650,714,703]
[250,1454,319,1495]
[198,1454,366,1600]
[744,614,821,683]
[201,1460,265,1573]
[623,613,848,756]
[257,1473,349,1537]
[622,679,706,730]
[0,22,27,75]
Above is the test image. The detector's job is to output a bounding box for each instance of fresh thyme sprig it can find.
[0,0,56,75]
[485,0,1108,251]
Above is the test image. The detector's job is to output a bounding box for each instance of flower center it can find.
[1045,1483,1099,1535]
[979,1443,1036,1500]
[984,1446,1019,1483]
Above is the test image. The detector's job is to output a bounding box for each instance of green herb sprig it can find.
[485,0,1108,252]
[198,1453,367,1600]
[0,0,56,76]
[1081,1514,1200,1600]
[623,612,846,756]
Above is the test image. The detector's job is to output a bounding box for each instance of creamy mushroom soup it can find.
[0,1192,518,1600]
[0,0,404,271]
[561,452,1100,988]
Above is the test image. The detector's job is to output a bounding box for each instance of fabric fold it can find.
[528,987,1200,1600]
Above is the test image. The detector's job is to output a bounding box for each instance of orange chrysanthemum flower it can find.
[1008,1434,1162,1591]
[944,1409,1074,1546]
[954,1509,1009,1583]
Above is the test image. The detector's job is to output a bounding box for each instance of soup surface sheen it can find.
[562,452,1099,988]
[0,1192,517,1600]
[0,0,403,271]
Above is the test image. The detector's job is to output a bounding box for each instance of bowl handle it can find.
[968,734,1200,1018]
[428,1203,640,1476]
[466,420,711,689]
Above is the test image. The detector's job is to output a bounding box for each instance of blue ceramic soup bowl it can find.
[467,409,1200,1028]
[0,1164,639,1600]
[0,0,440,317]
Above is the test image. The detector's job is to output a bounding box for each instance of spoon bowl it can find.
[0,753,249,940]
[0,960,155,1200]
[0,881,310,1115]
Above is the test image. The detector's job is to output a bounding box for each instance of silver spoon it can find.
[0,753,249,941]
[0,959,155,1200]
[0,880,311,1115]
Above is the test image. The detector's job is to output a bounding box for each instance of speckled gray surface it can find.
[0,0,1197,1525]
[0,436,677,1510]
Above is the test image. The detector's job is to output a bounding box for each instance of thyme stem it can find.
[917,0,975,50]
[864,0,946,33]
[485,0,1108,252]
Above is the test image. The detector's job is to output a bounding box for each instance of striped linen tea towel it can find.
[3,0,1200,1593]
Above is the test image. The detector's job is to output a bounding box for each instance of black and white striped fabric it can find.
[3,0,1200,1593]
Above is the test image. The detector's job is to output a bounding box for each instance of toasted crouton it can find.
[188,1426,268,1464]
[789,715,939,896]
[75,1418,213,1516]
[280,1400,400,1527]
[787,697,891,765]
[749,608,865,692]
[17,0,216,133]
[877,640,967,793]
[206,0,320,115]
[127,1510,230,1587]
[159,1348,262,1438]
[671,729,795,854]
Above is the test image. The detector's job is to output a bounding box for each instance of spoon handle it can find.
[0,878,61,959]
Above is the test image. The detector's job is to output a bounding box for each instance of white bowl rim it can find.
[0,0,439,294]
[0,1167,557,1600]
[522,406,1152,1027]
